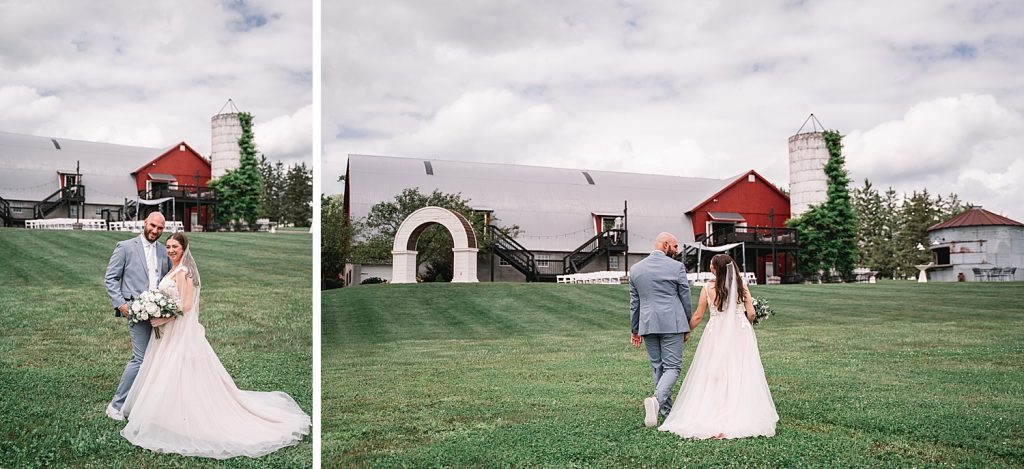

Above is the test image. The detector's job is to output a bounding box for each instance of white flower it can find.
[145,303,159,314]
[132,302,143,312]
[138,312,149,320]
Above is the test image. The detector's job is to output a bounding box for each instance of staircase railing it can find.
[138,185,217,202]
[0,195,12,227]
[562,229,627,274]
[488,224,538,281]
[33,184,85,219]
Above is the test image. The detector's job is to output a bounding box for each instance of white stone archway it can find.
[391,206,479,283]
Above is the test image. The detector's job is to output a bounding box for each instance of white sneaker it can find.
[643,397,658,427]
[105,403,124,421]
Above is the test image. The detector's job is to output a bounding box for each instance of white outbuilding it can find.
[927,207,1023,282]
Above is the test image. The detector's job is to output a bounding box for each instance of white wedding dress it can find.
[659,269,778,439]
[120,249,310,459]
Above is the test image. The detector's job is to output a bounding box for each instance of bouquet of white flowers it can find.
[751,296,776,326]
[128,289,183,338]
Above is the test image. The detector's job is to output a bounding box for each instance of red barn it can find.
[688,170,796,283]
[132,141,216,232]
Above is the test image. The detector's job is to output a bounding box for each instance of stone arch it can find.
[391,206,479,283]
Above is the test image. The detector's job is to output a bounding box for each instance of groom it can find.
[103,211,170,420]
[630,232,693,427]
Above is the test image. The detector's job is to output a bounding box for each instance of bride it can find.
[659,253,778,439]
[120,232,310,459]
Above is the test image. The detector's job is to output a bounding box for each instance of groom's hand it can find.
[117,304,130,318]
[684,332,691,342]
[631,333,643,348]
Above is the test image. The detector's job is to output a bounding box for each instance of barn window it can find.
[499,258,510,267]
[536,254,550,268]
[424,161,434,175]
[933,247,951,265]
[748,174,756,182]
[609,255,620,270]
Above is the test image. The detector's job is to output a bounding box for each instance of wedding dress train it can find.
[121,250,310,459]
[658,268,778,439]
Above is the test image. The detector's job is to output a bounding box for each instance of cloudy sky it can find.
[0,0,311,167]
[325,0,1024,220]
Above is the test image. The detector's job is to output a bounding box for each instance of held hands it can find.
[631,333,643,348]
[151,317,175,327]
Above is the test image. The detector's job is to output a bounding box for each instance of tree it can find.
[787,130,859,280]
[208,112,262,230]
[852,180,902,278]
[259,156,285,222]
[350,188,517,281]
[322,193,351,289]
[282,163,312,227]
[895,190,941,277]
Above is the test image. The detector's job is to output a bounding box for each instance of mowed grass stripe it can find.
[322,280,1024,467]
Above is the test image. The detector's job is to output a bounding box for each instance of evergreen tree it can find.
[895,190,941,276]
[322,193,351,288]
[283,163,313,227]
[259,155,285,222]
[851,180,902,278]
[787,130,859,280]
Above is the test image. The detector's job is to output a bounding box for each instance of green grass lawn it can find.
[0,228,312,468]
[323,281,1024,468]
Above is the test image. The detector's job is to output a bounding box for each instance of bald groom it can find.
[629,232,693,427]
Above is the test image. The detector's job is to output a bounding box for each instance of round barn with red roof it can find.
[927,206,1024,282]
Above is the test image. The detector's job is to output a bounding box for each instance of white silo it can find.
[788,115,830,218]
[211,99,243,179]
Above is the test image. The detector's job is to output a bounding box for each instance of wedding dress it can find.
[120,248,310,459]
[659,266,778,439]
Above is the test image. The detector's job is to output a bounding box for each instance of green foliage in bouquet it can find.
[751,296,775,325]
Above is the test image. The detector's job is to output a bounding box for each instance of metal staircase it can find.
[490,225,629,281]
[0,195,12,227]
[489,224,541,281]
[33,184,85,219]
[562,229,627,274]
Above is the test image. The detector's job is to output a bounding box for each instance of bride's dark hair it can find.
[710,254,745,310]
[169,232,189,250]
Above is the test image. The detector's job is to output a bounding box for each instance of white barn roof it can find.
[346,154,740,253]
[0,131,166,206]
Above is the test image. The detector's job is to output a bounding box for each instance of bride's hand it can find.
[151,317,173,327]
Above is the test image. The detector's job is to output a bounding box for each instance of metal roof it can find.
[0,131,166,206]
[928,207,1024,231]
[346,154,740,253]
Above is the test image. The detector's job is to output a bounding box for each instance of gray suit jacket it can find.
[104,235,171,316]
[629,250,693,335]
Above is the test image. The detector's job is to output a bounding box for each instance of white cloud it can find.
[845,94,1024,218]
[255,104,313,164]
[324,0,1024,221]
[0,86,61,132]
[0,0,311,166]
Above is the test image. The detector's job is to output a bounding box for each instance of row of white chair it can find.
[26,218,107,230]
[109,221,184,233]
[557,271,627,284]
